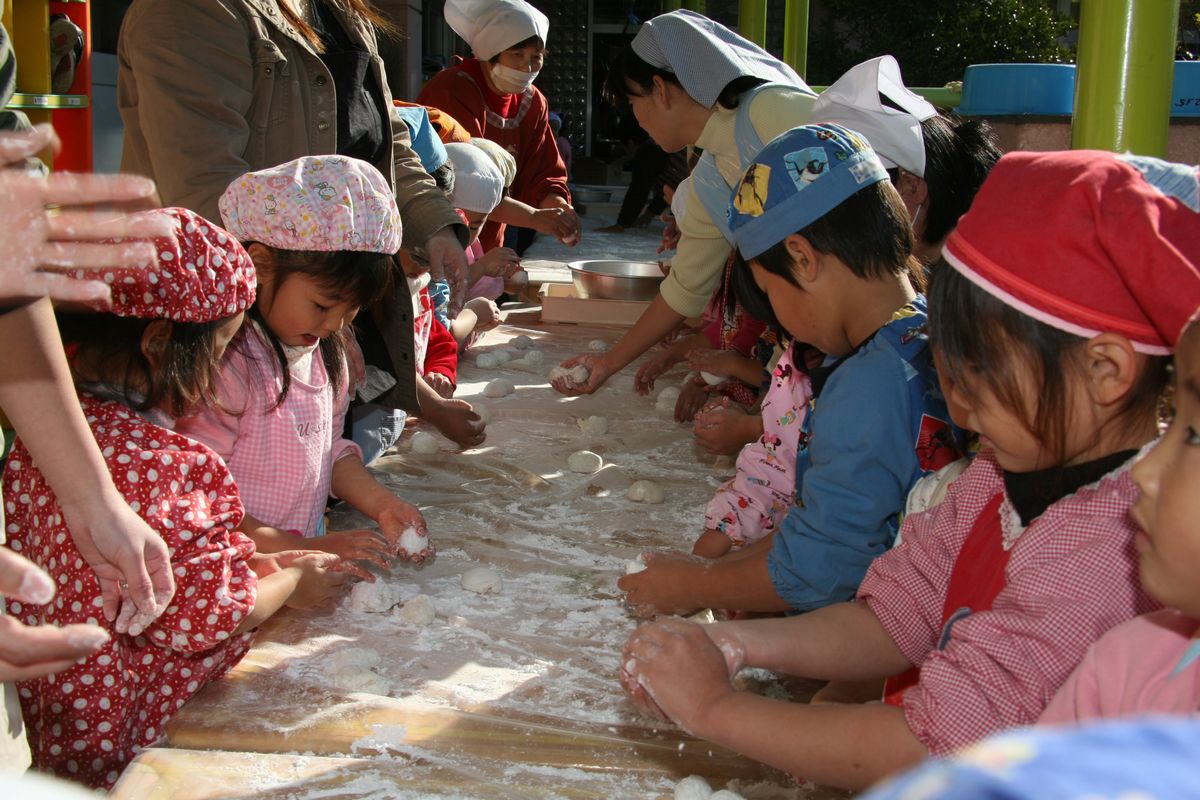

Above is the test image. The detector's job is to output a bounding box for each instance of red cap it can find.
[943,150,1200,354]
[89,207,256,323]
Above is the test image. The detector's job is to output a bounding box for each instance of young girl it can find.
[620,150,1198,790]
[1042,162,1200,721]
[177,156,432,575]
[553,9,815,396]
[5,208,347,788]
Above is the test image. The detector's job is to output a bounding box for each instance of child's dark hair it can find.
[245,247,394,408]
[919,114,1001,246]
[748,179,921,289]
[56,313,228,416]
[603,45,765,109]
[927,262,1171,466]
[487,35,544,63]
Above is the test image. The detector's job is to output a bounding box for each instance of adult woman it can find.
[417,0,581,254]
[117,0,470,416]
[551,10,816,396]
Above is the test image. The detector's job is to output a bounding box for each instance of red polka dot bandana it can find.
[94,207,257,323]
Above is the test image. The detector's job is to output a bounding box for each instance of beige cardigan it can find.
[118,0,465,412]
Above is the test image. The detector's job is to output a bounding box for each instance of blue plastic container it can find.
[957,63,1077,116]
[1173,61,1200,117]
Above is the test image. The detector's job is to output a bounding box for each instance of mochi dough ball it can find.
[567,450,604,473]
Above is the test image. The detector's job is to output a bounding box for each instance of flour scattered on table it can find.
[578,415,609,435]
[627,479,666,504]
[348,579,402,613]
[409,430,440,454]
[568,450,603,473]
[483,378,515,398]
[395,593,436,625]
[461,566,503,594]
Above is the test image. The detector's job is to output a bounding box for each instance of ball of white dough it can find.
[626,479,666,504]
[700,370,724,385]
[675,775,713,800]
[511,334,535,350]
[492,349,513,364]
[461,566,502,594]
[710,791,746,800]
[472,403,491,424]
[550,364,590,386]
[395,594,436,625]
[483,378,515,398]
[625,558,646,575]
[577,415,609,435]
[567,450,604,473]
[655,386,681,412]
[475,352,499,369]
[520,349,545,365]
[409,430,440,454]
[348,580,402,613]
[588,339,608,352]
[397,526,427,558]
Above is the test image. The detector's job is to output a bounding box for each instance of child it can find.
[1042,165,1200,722]
[441,140,521,348]
[6,208,347,788]
[177,156,433,573]
[620,149,1198,791]
[619,125,958,616]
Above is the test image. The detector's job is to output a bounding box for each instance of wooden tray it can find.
[538,283,650,327]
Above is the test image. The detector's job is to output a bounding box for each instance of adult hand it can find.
[376,500,433,564]
[61,496,176,637]
[0,548,110,682]
[617,551,707,618]
[538,195,582,246]
[550,354,612,396]
[283,552,350,609]
[620,616,736,734]
[473,246,521,279]
[426,398,486,449]
[424,227,470,316]
[0,128,172,306]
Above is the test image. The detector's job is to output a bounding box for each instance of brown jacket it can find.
[118,0,465,412]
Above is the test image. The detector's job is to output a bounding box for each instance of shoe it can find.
[49,15,84,95]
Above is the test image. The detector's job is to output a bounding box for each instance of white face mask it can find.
[490,62,538,94]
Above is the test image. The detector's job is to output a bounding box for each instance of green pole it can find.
[662,0,682,11]
[782,0,809,77]
[739,0,766,47]
[1073,0,1179,156]
[681,0,706,12]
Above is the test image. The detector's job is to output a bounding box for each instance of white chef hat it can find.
[445,142,506,213]
[810,55,937,177]
[445,0,549,62]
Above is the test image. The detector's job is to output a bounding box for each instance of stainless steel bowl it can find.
[569,260,666,301]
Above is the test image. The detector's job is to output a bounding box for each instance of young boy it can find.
[620,124,959,616]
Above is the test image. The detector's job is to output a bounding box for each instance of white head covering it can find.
[445,0,549,62]
[810,55,937,177]
[468,137,517,188]
[630,10,807,108]
[445,142,506,213]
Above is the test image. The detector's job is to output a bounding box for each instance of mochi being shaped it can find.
[577,415,608,435]
[567,450,603,473]
[655,386,681,412]
[461,566,502,594]
[483,378,515,398]
[409,430,440,454]
[626,479,665,504]
[549,364,590,386]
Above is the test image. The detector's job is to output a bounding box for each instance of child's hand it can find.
[617,552,707,618]
[463,297,501,333]
[657,215,681,254]
[427,397,487,448]
[307,529,395,579]
[473,246,521,279]
[620,616,737,735]
[693,399,761,455]
[634,350,673,396]
[284,552,350,609]
[550,354,611,396]
[376,500,433,564]
[425,371,455,399]
[685,348,735,378]
[674,378,709,423]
